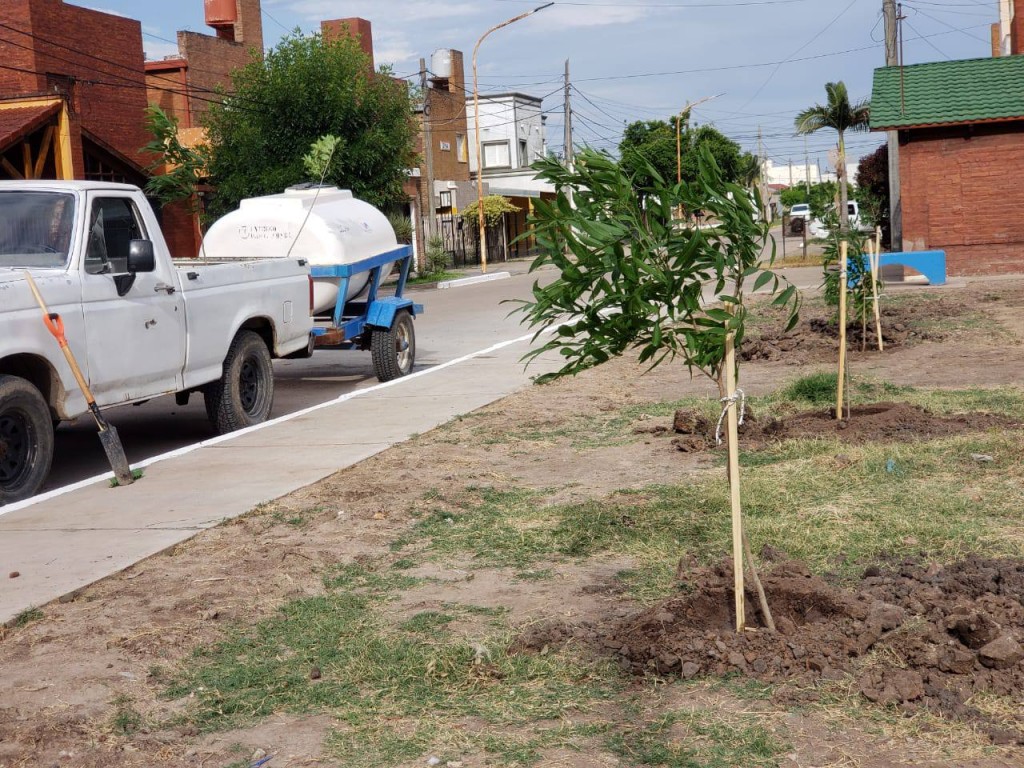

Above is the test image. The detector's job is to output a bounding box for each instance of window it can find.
[0,192,74,268]
[519,139,529,168]
[85,197,147,275]
[456,134,467,163]
[482,141,511,169]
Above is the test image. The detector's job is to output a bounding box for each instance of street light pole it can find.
[673,94,721,219]
[472,2,554,274]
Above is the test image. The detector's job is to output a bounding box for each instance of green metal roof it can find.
[870,56,1024,130]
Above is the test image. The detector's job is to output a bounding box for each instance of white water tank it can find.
[201,186,398,314]
[430,49,452,79]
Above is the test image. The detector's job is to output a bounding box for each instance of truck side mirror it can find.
[114,240,156,296]
[127,240,155,273]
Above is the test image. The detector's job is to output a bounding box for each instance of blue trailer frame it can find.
[308,244,423,351]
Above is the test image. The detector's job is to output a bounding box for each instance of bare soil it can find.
[2,278,1024,768]
[665,401,1019,453]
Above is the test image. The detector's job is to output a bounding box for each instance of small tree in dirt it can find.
[513,147,799,632]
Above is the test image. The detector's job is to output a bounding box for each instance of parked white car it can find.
[0,181,314,503]
[789,203,811,222]
[809,201,867,237]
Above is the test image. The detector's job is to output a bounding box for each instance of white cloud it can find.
[544,4,649,28]
[143,40,181,61]
[269,0,483,25]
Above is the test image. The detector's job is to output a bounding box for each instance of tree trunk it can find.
[838,131,849,235]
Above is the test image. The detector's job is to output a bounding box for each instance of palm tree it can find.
[794,82,870,234]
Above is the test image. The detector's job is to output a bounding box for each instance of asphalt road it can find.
[42,268,545,492]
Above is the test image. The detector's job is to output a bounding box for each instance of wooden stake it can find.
[836,240,848,420]
[724,330,746,632]
[871,227,884,352]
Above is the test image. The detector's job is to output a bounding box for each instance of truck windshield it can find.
[0,191,75,268]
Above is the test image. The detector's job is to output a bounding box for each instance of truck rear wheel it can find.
[371,310,415,381]
[0,375,53,505]
[204,331,275,435]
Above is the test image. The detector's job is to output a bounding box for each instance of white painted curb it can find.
[437,272,511,290]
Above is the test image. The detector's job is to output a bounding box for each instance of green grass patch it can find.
[606,708,787,767]
[398,406,1024,597]
[109,694,144,737]
[166,587,622,764]
[11,606,43,627]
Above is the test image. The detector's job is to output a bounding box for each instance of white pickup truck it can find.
[0,181,314,503]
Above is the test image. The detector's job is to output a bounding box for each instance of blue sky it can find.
[86,0,994,170]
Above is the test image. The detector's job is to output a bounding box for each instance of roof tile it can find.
[870,56,1024,130]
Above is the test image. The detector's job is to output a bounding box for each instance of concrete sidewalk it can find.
[0,335,559,625]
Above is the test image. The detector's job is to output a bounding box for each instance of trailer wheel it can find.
[371,310,416,381]
[204,331,275,435]
[0,375,53,505]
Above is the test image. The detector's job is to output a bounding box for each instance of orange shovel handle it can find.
[43,312,66,343]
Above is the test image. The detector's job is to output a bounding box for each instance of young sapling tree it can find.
[513,147,799,632]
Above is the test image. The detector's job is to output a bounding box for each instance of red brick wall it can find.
[900,123,1024,275]
[159,200,201,259]
[4,0,151,173]
[177,30,257,125]
[145,62,190,127]
[322,18,374,71]
[1013,0,1024,54]
[0,0,42,95]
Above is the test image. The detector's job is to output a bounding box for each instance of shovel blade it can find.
[98,425,134,487]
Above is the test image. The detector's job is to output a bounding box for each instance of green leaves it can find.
[513,146,800,386]
[202,31,417,219]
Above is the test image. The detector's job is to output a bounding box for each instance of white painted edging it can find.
[437,272,511,290]
[0,330,540,518]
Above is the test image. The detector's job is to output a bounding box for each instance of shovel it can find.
[23,272,135,487]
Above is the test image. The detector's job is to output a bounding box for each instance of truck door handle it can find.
[154,282,176,294]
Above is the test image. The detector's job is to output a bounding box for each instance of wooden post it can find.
[871,227,884,352]
[724,330,745,632]
[836,240,848,420]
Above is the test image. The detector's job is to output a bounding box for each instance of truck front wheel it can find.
[0,375,54,505]
[371,310,416,382]
[204,331,275,435]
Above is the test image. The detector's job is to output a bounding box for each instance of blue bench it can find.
[859,250,946,286]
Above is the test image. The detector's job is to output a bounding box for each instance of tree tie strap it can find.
[715,388,746,446]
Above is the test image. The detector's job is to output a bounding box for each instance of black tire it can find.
[370,310,415,381]
[203,330,275,435]
[0,375,54,505]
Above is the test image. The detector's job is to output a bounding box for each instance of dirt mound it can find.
[663,402,1014,452]
[514,557,1024,745]
[741,299,957,365]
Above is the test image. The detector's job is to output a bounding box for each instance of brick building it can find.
[0,0,151,186]
[0,0,263,258]
[145,0,264,257]
[411,49,475,265]
[322,18,475,268]
[871,53,1024,275]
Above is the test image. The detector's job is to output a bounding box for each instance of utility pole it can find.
[419,58,437,247]
[804,136,811,192]
[563,59,573,169]
[883,0,902,250]
[757,126,769,222]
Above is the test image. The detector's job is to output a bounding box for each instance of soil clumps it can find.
[513,556,1024,745]
[664,401,1015,452]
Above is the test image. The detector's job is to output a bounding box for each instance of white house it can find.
[466,91,555,258]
